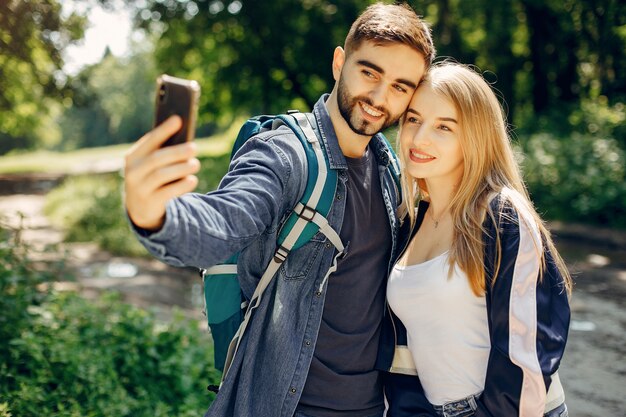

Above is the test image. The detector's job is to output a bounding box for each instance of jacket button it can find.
[335,194,342,200]
[325,242,332,248]
[305,340,311,346]
[315,291,322,297]
[290,387,297,394]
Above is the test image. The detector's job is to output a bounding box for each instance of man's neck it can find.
[326,90,373,158]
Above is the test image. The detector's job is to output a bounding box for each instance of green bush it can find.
[43,173,147,257]
[520,132,626,227]
[567,98,626,149]
[2,292,220,417]
[512,97,626,228]
[0,226,55,361]
[195,153,231,193]
[0,225,221,416]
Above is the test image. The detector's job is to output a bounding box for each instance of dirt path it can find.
[554,238,626,416]
[1,189,625,416]
[0,193,204,323]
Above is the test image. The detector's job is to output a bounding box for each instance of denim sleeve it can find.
[131,131,306,269]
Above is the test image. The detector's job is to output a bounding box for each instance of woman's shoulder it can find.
[487,187,536,219]
[486,187,543,242]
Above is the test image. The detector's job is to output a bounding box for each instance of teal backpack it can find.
[201,111,401,388]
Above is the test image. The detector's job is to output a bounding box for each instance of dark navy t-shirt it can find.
[297,148,392,417]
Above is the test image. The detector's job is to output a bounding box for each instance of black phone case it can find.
[154,75,200,147]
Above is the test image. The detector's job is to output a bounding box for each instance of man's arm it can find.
[124,121,307,270]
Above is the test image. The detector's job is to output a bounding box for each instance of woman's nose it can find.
[412,125,430,146]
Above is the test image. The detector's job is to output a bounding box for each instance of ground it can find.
[1,184,624,416]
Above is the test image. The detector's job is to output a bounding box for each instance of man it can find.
[124,3,434,417]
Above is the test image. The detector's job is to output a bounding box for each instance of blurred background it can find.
[0,1,624,416]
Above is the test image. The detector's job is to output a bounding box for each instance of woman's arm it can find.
[475,193,570,416]
[383,372,438,417]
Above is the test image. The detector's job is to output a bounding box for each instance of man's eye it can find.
[394,85,407,93]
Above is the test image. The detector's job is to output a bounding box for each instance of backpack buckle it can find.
[296,204,316,222]
[273,245,290,263]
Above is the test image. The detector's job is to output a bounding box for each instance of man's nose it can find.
[369,83,388,107]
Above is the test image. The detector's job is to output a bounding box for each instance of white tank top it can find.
[387,251,491,406]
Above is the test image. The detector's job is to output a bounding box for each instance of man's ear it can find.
[332,46,345,81]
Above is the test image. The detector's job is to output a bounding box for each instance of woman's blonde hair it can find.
[399,61,572,296]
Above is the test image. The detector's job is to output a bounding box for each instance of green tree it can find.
[57,47,157,149]
[136,0,371,124]
[520,0,580,113]
[410,0,625,131]
[0,0,86,153]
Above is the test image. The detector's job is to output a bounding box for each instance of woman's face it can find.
[399,82,464,185]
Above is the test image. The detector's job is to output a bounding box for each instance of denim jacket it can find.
[133,95,403,417]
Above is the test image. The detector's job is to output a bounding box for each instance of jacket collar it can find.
[396,200,429,261]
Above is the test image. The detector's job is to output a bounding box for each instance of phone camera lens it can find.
[159,85,166,102]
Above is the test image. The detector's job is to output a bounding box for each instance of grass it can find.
[0,120,242,175]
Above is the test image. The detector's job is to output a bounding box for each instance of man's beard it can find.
[336,75,400,136]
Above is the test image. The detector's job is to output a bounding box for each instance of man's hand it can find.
[124,116,200,231]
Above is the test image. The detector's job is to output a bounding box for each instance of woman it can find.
[381,62,572,417]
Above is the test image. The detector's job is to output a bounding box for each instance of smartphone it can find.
[154,74,201,147]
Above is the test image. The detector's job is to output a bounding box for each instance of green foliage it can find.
[196,153,232,193]
[2,0,625,228]
[56,50,158,150]
[0,227,220,416]
[131,0,626,149]
[0,225,55,352]
[3,292,219,417]
[514,97,626,227]
[412,0,626,124]
[44,173,148,257]
[521,132,626,227]
[138,0,370,124]
[0,0,86,152]
[568,98,626,148]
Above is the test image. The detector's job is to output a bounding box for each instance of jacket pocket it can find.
[279,240,324,281]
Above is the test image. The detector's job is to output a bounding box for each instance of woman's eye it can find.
[407,117,421,124]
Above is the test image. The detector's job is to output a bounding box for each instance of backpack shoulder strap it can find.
[220,111,345,382]
[273,112,340,250]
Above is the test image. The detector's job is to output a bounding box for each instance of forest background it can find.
[0,0,625,416]
[1,0,625,226]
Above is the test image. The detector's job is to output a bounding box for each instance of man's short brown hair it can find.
[345,2,435,67]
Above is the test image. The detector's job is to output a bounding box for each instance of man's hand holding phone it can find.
[124,75,201,232]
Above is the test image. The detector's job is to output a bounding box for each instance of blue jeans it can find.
[432,392,568,417]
